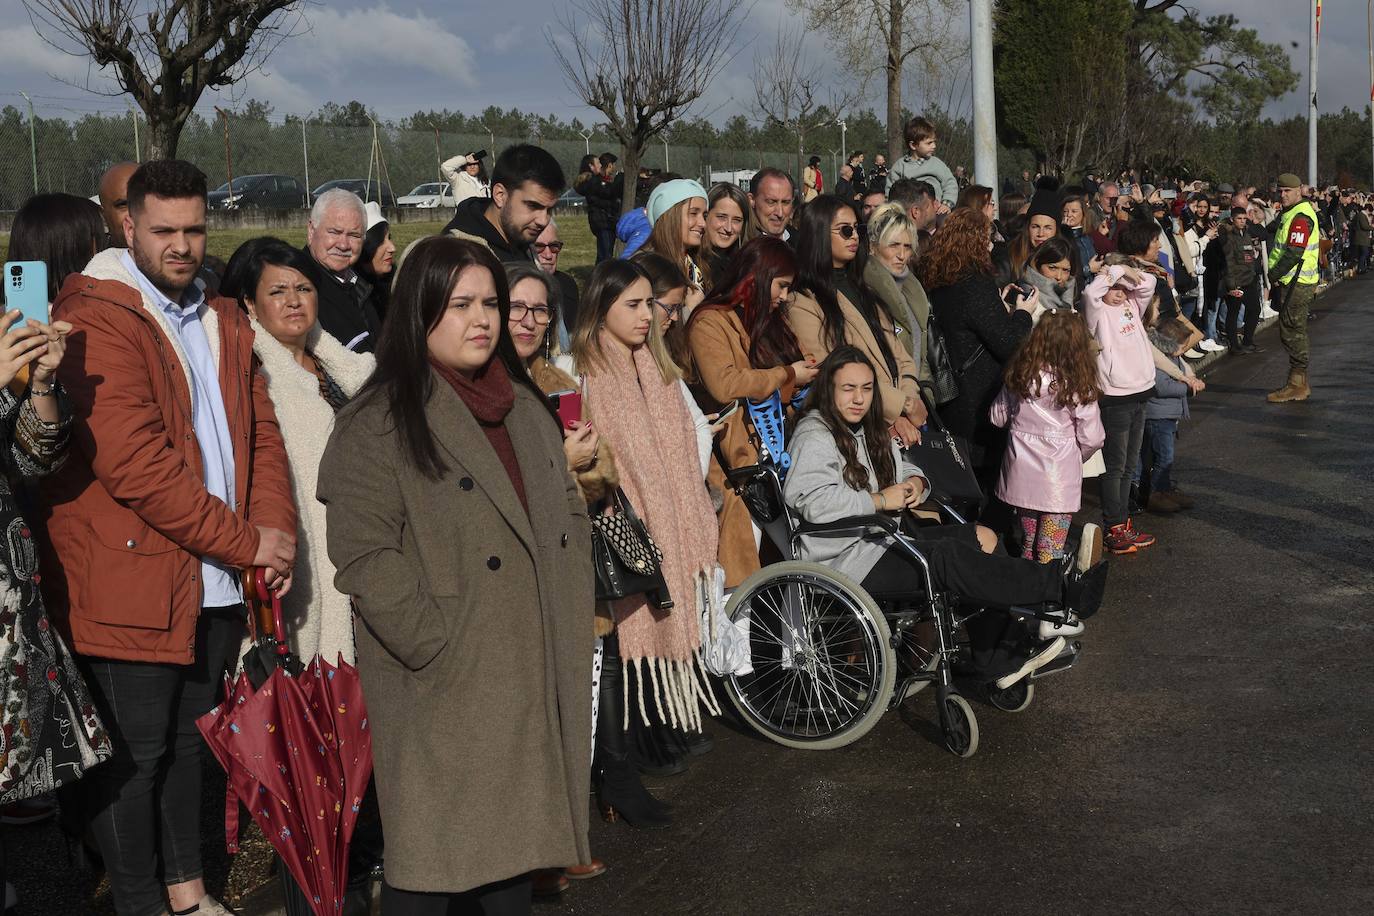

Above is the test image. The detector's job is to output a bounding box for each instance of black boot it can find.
[595,642,672,829]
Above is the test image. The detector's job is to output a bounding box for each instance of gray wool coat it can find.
[317,373,594,894]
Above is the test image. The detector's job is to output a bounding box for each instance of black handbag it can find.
[904,397,983,508]
[591,488,674,610]
[924,318,960,406]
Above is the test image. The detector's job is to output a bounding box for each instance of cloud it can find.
[282,4,478,92]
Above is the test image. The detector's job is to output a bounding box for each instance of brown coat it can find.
[787,289,920,424]
[318,375,593,893]
[42,249,295,664]
[687,308,797,586]
[528,356,618,637]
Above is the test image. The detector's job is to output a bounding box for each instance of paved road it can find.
[8,282,1372,915]
[558,283,1374,915]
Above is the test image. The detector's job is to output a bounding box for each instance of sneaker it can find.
[1184,347,1205,359]
[1199,339,1225,352]
[1064,561,1109,619]
[1038,611,1085,639]
[1075,523,1103,573]
[1161,488,1194,510]
[1124,517,1156,548]
[996,637,1067,689]
[1106,523,1137,555]
[1,796,56,826]
[188,896,237,916]
[1244,342,1264,353]
[1259,306,1278,320]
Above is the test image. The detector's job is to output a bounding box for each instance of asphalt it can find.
[6,280,1372,915]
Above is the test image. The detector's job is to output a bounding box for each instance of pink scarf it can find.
[583,335,721,729]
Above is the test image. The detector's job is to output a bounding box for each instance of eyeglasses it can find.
[532,242,564,254]
[651,298,684,321]
[831,224,859,239]
[509,301,552,324]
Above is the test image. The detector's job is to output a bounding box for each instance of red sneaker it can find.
[1124,517,1156,548]
[1106,523,1137,555]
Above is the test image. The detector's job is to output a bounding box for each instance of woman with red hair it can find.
[686,237,818,585]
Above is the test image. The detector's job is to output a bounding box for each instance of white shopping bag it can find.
[699,567,753,677]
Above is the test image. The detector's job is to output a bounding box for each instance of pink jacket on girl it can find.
[1081,265,1156,397]
[990,371,1105,513]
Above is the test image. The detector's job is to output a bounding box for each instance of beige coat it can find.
[687,308,797,586]
[318,376,593,893]
[787,289,920,424]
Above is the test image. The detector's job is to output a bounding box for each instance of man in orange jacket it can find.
[43,159,296,916]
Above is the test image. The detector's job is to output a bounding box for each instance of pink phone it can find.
[551,389,582,429]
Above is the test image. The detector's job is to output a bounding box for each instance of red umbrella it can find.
[198,569,372,916]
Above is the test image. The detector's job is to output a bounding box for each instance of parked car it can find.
[208,174,308,210]
[310,178,397,208]
[398,182,457,209]
[557,189,586,210]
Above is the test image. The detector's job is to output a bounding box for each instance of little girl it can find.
[991,310,1105,563]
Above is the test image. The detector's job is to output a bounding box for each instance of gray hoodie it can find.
[783,412,925,584]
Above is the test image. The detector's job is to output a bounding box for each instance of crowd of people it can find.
[0,110,1335,915]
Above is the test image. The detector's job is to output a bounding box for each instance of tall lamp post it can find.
[970,0,998,198]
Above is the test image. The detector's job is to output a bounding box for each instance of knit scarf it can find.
[582,335,722,731]
[429,357,528,513]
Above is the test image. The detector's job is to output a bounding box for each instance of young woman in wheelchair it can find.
[783,346,1107,689]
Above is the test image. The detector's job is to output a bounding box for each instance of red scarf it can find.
[429,357,528,514]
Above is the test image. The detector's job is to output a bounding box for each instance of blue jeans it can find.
[1203,296,1220,342]
[1141,417,1178,493]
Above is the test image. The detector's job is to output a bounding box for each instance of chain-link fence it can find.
[0,109,817,213]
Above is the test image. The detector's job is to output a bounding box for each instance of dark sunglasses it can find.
[831,223,859,239]
[532,242,564,254]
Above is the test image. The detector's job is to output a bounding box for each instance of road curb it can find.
[1190,277,1340,377]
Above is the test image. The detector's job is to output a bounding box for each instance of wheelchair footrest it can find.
[1030,640,1081,679]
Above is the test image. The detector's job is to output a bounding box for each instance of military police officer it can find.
[1266,173,1320,403]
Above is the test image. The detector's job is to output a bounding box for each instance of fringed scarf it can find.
[582,336,722,732]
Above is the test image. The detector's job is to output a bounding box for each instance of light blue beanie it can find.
[647,179,708,227]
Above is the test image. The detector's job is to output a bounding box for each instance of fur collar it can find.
[81,247,222,394]
[249,317,376,400]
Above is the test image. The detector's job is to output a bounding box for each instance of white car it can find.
[398,182,456,208]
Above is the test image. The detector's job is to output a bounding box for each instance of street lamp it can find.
[579,128,594,155]
[837,119,847,163]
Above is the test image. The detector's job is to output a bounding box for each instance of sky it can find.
[0,0,1364,126]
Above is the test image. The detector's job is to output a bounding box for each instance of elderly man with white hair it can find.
[304,188,380,352]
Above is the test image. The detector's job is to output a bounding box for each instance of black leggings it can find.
[380,874,532,916]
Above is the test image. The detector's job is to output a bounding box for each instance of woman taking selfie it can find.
[319,237,593,914]
[787,195,925,445]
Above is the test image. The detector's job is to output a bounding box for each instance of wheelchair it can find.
[718,434,1082,759]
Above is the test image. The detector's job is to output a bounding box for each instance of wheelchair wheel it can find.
[987,679,1035,713]
[724,561,895,750]
[941,693,979,758]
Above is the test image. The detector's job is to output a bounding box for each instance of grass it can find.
[0,209,599,287]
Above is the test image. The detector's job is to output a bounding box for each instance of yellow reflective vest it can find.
[1267,200,1321,286]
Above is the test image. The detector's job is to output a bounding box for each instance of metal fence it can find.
[0,111,814,212]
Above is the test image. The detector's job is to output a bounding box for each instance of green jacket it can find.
[863,257,933,385]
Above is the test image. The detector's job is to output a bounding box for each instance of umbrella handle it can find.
[254,567,291,659]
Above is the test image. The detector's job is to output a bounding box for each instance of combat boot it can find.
[1267,370,1310,403]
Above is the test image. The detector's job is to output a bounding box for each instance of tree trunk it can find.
[619,138,644,217]
[886,0,904,163]
[146,115,182,160]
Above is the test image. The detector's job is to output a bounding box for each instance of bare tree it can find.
[21,0,307,158]
[753,27,860,186]
[549,0,746,215]
[787,0,962,163]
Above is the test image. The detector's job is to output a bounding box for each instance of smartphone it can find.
[1003,281,1033,306]
[714,399,742,422]
[1159,189,1178,201]
[549,389,582,430]
[3,261,50,325]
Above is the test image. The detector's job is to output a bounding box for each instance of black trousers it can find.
[594,227,617,264]
[79,605,244,916]
[859,526,1062,613]
[1224,280,1261,347]
[1098,398,1147,527]
[380,874,532,916]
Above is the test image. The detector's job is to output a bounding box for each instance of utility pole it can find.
[837,119,847,163]
[430,121,442,182]
[971,0,998,199]
[19,91,37,193]
[1309,0,1320,187]
[479,120,495,153]
[662,127,671,171]
[214,107,234,205]
[1368,0,1373,187]
[579,128,594,155]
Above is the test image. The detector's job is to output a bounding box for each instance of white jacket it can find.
[251,320,375,664]
[440,154,490,206]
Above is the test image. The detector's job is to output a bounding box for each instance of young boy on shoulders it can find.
[886,116,958,213]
